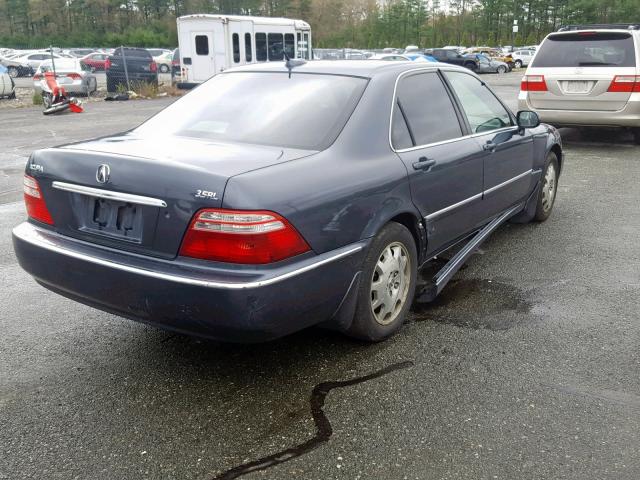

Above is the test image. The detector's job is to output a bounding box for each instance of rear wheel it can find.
[497,65,507,74]
[7,66,18,78]
[533,154,559,222]
[159,64,170,73]
[346,223,417,342]
[464,62,477,71]
[515,60,523,68]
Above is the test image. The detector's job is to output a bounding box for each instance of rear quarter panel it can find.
[222,70,419,255]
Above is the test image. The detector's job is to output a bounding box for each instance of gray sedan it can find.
[474,54,510,74]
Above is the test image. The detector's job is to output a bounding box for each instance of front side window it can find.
[232,33,240,63]
[245,33,252,62]
[195,35,209,56]
[256,33,267,61]
[394,72,462,148]
[445,71,512,133]
[268,33,284,61]
[135,72,368,150]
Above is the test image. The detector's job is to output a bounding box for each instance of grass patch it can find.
[32,93,43,105]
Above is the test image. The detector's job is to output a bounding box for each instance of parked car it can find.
[369,54,412,61]
[512,49,535,68]
[0,64,16,99]
[429,48,478,70]
[81,52,109,71]
[106,47,158,93]
[33,59,98,96]
[465,48,514,70]
[13,61,562,343]
[404,53,437,62]
[14,51,72,70]
[154,52,173,73]
[518,24,640,144]
[472,54,509,74]
[171,48,181,84]
[0,54,33,78]
[65,48,97,58]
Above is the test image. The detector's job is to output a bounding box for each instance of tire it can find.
[497,65,507,74]
[8,90,16,100]
[632,128,640,145]
[515,60,523,68]
[464,62,477,71]
[533,153,559,222]
[159,64,169,73]
[7,66,18,78]
[346,222,418,342]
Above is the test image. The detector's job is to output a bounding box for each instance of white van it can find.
[176,14,312,87]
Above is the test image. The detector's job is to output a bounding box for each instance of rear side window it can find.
[268,33,284,61]
[256,33,267,61]
[445,71,512,133]
[245,33,252,62]
[195,35,209,56]
[232,33,240,63]
[533,32,636,68]
[394,72,462,147]
[391,102,413,150]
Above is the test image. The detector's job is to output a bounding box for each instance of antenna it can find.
[283,48,306,78]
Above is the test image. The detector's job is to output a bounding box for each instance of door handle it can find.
[483,141,497,152]
[412,157,436,171]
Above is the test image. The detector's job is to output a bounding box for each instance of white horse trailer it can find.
[176,14,312,87]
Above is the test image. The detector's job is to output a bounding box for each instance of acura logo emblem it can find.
[96,164,111,184]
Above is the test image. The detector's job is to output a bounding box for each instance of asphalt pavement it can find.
[1,71,640,480]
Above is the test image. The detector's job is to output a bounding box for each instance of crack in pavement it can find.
[208,360,414,480]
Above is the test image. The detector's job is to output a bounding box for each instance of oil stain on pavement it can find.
[209,361,414,479]
[412,278,534,331]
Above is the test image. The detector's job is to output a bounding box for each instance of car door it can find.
[392,70,486,254]
[443,70,535,217]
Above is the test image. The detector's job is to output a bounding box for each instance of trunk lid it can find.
[30,133,314,259]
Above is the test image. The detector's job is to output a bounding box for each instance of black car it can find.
[14,61,562,343]
[429,48,479,70]
[105,47,158,93]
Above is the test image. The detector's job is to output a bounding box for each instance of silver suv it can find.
[518,24,640,143]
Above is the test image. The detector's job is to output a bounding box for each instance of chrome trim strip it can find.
[13,222,363,290]
[388,66,517,153]
[425,193,483,221]
[424,169,533,221]
[52,181,168,208]
[483,169,532,195]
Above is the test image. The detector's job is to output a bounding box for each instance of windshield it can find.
[533,32,636,67]
[135,72,368,150]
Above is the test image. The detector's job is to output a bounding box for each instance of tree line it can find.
[1,0,639,49]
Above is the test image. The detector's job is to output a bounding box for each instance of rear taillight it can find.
[67,73,81,80]
[179,209,310,264]
[150,61,157,72]
[607,75,640,93]
[104,58,111,70]
[23,175,53,225]
[33,74,41,81]
[521,75,548,92]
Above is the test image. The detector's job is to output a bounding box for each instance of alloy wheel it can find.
[370,242,411,326]
[541,162,557,213]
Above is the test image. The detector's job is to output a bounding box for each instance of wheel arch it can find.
[380,211,427,264]
[548,142,563,175]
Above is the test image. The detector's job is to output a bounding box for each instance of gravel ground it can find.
[1,71,639,480]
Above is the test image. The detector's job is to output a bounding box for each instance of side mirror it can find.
[516,110,540,132]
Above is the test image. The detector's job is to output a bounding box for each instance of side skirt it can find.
[416,203,523,302]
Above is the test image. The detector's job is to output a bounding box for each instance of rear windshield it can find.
[533,32,636,68]
[111,48,151,59]
[135,72,368,150]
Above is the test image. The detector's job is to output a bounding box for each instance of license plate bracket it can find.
[75,196,144,242]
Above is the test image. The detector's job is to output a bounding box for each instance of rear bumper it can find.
[13,222,367,342]
[518,92,640,127]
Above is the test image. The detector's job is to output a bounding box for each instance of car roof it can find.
[224,60,465,78]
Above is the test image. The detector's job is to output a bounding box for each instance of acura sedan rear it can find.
[13,61,562,342]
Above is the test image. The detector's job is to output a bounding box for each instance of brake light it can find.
[33,74,41,80]
[23,175,53,225]
[179,209,310,264]
[150,61,157,73]
[607,75,640,93]
[105,58,111,70]
[67,73,81,80]
[521,75,548,92]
